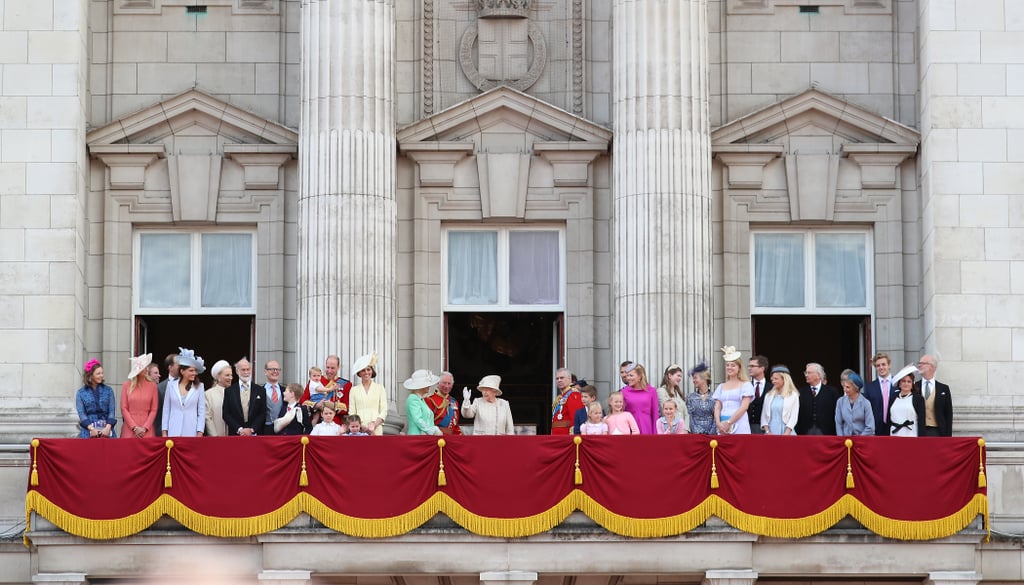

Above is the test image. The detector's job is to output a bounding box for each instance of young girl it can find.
[343,415,370,436]
[310,401,344,436]
[657,399,687,434]
[274,383,313,435]
[579,402,608,435]
[604,391,640,435]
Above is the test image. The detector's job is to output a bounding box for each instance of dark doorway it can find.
[135,315,254,387]
[752,315,871,385]
[446,312,560,434]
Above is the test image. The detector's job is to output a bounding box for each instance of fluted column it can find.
[298,0,397,397]
[611,0,712,379]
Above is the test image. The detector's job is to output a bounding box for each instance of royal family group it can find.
[74,345,953,439]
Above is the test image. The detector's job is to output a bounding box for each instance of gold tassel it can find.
[845,439,855,489]
[299,437,310,487]
[30,439,39,487]
[573,436,583,485]
[978,438,987,488]
[709,439,719,489]
[437,439,447,487]
[164,440,174,488]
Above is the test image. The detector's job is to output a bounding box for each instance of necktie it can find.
[241,381,250,420]
[812,386,818,397]
[270,384,279,404]
[754,381,760,400]
[881,378,890,421]
[925,381,931,400]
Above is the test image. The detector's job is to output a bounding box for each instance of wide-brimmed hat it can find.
[177,347,206,374]
[477,374,503,396]
[891,364,919,384]
[127,353,152,380]
[210,359,231,379]
[720,345,742,362]
[403,369,440,391]
[352,352,378,378]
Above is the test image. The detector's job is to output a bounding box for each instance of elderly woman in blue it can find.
[77,359,117,438]
[835,369,875,436]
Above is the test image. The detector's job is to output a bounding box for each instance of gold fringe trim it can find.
[977,439,987,488]
[573,436,583,486]
[30,439,39,487]
[24,491,988,542]
[709,439,719,489]
[437,438,447,487]
[845,439,855,489]
[299,437,310,487]
[164,440,174,489]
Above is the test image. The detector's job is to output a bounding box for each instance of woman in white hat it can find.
[887,364,925,437]
[404,370,443,436]
[712,346,755,434]
[204,360,233,437]
[162,348,206,437]
[460,375,515,435]
[349,353,388,435]
[120,353,158,438]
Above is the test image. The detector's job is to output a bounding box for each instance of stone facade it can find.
[1,0,1024,582]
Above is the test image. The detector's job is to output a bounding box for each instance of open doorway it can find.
[135,315,254,387]
[445,312,562,434]
[751,315,871,385]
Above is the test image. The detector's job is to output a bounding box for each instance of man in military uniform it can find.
[425,371,461,435]
[301,354,351,417]
[551,367,583,435]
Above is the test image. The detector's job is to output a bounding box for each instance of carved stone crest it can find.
[460,0,546,92]
[477,0,532,18]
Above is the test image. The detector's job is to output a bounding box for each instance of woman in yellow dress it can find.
[347,352,388,435]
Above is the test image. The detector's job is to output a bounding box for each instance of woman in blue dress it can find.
[685,362,716,434]
[76,359,117,438]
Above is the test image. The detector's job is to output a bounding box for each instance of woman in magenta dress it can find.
[620,362,659,434]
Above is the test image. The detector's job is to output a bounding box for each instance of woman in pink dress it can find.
[620,362,659,434]
[120,353,159,438]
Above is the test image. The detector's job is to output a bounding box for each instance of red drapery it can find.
[25,435,988,542]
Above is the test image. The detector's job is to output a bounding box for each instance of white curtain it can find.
[201,234,253,308]
[448,231,498,305]
[754,233,804,308]
[139,234,191,308]
[815,233,866,308]
[509,231,559,305]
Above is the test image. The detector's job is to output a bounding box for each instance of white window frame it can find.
[749,228,874,316]
[132,229,258,315]
[442,225,566,312]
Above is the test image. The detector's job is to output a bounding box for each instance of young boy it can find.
[343,415,369,436]
[572,385,598,435]
[306,366,325,403]
[310,401,344,436]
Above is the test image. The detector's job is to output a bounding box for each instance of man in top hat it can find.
[222,357,268,436]
[914,354,953,436]
[551,367,583,435]
[425,371,462,435]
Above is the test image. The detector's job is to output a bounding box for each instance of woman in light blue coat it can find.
[835,369,875,436]
[162,348,206,437]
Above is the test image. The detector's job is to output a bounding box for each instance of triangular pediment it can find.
[397,86,612,145]
[86,89,297,147]
[712,88,919,147]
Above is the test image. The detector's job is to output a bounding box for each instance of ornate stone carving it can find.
[459,22,547,92]
[477,0,532,18]
[423,0,435,116]
[572,0,583,115]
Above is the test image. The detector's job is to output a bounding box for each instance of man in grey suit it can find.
[154,352,179,436]
[262,359,285,435]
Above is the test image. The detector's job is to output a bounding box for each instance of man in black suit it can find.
[222,357,268,436]
[914,354,953,436]
[795,362,841,435]
[746,354,769,433]
[862,352,894,436]
[154,353,179,436]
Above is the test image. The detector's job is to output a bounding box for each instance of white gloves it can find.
[462,387,472,403]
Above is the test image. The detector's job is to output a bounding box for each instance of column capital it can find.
[703,569,758,585]
[480,571,539,585]
[924,572,981,585]
[32,573,88,585]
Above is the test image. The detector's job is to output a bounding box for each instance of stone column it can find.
[298,1,398,397]
[480,571,538,585]
[703,570,758,585]
[611,1,712,379]
[32,574,87,585]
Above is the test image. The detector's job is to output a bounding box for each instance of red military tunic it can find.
[551,386,583,435]
[301,375,352,416]
[424,390,462,435]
